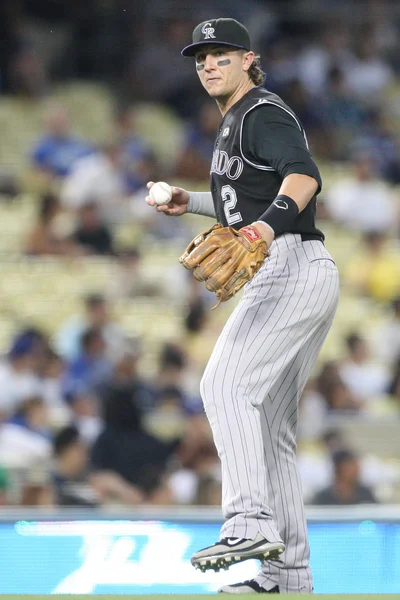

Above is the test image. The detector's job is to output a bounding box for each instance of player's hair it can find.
[247,54,266,86]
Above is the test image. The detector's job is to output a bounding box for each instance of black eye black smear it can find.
[217,59,231,66]
[196,64,205,71]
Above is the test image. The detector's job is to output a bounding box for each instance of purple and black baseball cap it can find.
[181,18,251,57]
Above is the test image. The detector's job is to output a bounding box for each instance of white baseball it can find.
[149,181,173,206]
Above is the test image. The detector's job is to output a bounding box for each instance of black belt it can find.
[300,233,324,243]
[276,232,325,244]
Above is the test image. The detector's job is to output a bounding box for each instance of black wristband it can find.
[258,194,299,236]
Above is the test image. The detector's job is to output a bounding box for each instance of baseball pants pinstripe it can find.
[200,233,339,594]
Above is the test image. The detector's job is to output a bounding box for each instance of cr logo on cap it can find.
[201,22,216,40]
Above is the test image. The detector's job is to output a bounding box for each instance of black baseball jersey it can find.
[210,87,324,241]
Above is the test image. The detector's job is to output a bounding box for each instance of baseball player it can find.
[146,18,339,594]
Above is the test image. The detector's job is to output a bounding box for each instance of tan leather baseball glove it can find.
[179,223,269,306]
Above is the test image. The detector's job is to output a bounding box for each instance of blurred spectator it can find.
[301,361,371,433]
[128,19,198,117]
[261,38,298,94]
[159,410,219,505]
[60,142,129,224]
[35,348,65,406]
[299,429,400,503]
[0,170,20,199]
[71,203,115,256]
[52,425,98,506]
[166,467,199,505]
[145,385,189,442]
[8,30,48,98]
[30,102,92,181]
[298,379,329,440]
[0,5,22,94]
[325,151,396,233]
[280,79,327,156]
[184,297,207,335]
[31,344,69,427]
[20,467,53,506]
[24,192,73,256]
[171,412,219,504]
[353,110,400,185]
[195,471,222,505]
[312,449,378,505]
[175,101,220,181]
[65,389,102,446]
[54,292,126,362]
[0,466,10,505]
[339,333,390,404]
[19,1,71,81]
[345,37,394,109]
[8,395,50,437]
[321,67,364,129]
[62,327,113,400]
[158,342,188,390]
[0,397,51,469]
[90,386,178,503]
[299,429,346,502]
[316,360,362,413]
[323,380,362,413]
[7,329,65,417]
[0,332,42,418]
[178,414,216,469]
[13,326,49,361]
[319,67,365,159]
[297,25,354,96]
[344,231,400,303]
[364,0,399,61]
[373,297,400,368]
[115,106,157,193]
[101,342,157,416]
[107,247,165,299]
[181,295,219,395]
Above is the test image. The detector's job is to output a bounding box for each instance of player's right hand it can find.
[145,181,189,216]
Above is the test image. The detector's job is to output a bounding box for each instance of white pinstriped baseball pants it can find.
[200,233,339,594]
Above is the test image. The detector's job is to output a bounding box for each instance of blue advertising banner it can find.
[0,519,398,594]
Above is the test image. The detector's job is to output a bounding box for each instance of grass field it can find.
[0,594,400,600]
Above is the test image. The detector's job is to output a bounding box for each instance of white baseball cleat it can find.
[191,533,285,572]
[218,580,280,594]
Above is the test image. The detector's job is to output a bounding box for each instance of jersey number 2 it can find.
[221,185,242,225]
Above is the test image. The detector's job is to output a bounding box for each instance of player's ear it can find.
[242,51,255,73]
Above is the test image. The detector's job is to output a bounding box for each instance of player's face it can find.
[194,45,252,99]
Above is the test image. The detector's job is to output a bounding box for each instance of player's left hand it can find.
[180,223,269,306]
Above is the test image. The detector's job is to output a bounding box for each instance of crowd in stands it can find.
[0,299,219,507]
[0,0,400,508]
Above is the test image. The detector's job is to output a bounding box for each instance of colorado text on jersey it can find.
[210,149,244,180]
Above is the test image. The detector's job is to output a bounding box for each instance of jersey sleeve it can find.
[241,104,322,193]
